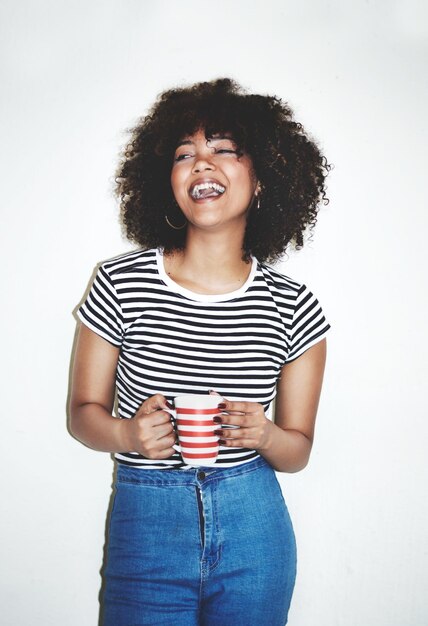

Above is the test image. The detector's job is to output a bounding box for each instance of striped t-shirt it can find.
[77,247,330,469]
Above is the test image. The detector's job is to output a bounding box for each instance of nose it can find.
[192,151,215,174]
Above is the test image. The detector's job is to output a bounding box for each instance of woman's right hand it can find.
[122,394,177,459]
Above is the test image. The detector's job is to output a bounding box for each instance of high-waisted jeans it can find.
[102,456,297,625]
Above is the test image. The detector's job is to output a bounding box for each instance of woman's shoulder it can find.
[100,247,158,277]
[257,261,327,317]
[257,260,304,296]
[257,260,331,349]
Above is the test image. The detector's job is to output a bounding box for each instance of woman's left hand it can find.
[213,400,274,451]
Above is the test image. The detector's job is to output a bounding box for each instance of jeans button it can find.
[197,471,206,481]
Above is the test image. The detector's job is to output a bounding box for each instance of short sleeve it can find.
[285,284,330,362]
[77,265,124,346]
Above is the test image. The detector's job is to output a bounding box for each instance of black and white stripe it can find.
[78,248,330,469]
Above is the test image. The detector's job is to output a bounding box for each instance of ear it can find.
[255,181,262,196]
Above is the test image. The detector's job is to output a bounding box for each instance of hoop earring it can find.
[165,215,187,230]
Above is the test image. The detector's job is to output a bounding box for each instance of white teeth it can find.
[190,182,226,198]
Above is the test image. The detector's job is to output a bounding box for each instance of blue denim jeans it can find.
[102,456,296,625]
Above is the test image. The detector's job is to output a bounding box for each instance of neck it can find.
[164,227,252,294]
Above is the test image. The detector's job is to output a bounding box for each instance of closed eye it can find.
[215,149,238,154]
[173,148,240,163]
[174,153,193,162]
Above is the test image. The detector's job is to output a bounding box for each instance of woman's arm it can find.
[214,339,327,473]
[69,323,127,451]
[69,324,177,457]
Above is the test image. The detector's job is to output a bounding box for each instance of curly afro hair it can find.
[115,78,330,262]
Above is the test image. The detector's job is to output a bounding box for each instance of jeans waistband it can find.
[116,456,271,487]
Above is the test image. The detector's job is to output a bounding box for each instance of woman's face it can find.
[170,129,259,231]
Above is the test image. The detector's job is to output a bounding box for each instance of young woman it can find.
[69,78,331,625]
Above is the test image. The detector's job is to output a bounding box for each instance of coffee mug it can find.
[171,394,220,466]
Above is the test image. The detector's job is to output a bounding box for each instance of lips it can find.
[189,178,226,200]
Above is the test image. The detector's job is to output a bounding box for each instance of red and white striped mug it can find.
[171,394,220,466]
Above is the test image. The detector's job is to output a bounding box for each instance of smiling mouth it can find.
[190,182,226,200]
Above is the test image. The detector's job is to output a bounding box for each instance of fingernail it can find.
[214,430,222,436]
[218,439,226,445]
[166,401,173,409]
[218,403,226,409]
[213,415,222,423]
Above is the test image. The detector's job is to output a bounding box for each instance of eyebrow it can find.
[176,135,234,148]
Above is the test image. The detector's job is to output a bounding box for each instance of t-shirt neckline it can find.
[156,248,258,302]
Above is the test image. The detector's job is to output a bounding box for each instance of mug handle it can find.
[166,407,181,453]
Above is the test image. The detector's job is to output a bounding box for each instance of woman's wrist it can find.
[256,417,277,452]
[116,417,132,453]
[256,424,312,473]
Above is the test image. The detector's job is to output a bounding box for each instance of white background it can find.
[1,1,427,624]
